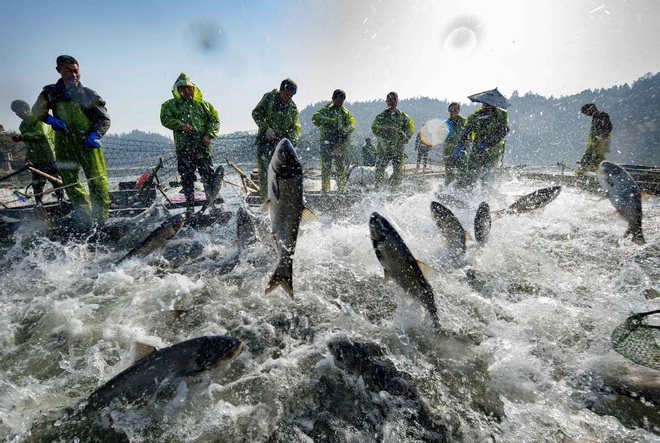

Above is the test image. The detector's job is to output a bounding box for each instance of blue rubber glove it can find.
[85,132,102,148]
[452,146,464,161]
[45,115,68,133]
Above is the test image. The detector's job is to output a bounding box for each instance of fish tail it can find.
[625,225,646,245]
[632,231,646,245]
[265,258,294,298]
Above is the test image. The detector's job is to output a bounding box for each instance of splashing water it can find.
[0,172,658,442]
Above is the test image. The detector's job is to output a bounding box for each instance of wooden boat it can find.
[0,182,227,243]
[620,164,660,195]
[517,164,660,196]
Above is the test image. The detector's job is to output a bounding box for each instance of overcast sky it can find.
[1,0,658,136]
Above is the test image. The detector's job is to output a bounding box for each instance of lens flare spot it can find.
[442,27,478,60]
[188,19,226,56]
[420,119,449,146]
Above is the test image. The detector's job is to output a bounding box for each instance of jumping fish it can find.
[369,212,439,324]
[597,161,645,244]
[262,139,316,297]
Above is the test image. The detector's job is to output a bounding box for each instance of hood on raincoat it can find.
[171,72,204,101]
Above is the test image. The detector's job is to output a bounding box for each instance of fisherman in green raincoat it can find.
[311,89,356,193]
[371,92,415,189]
[453,103,509,186]
[361,137,377,167]
[251,79,301,202]
[11,99,64,205]
[32,55,111,226]
[577,103,612,174]
[160,73,220,213]
[442,102,466,186]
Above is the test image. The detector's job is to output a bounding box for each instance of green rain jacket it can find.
[252,90,301,147]
[586,110,612,155]
[458,107,509,166]
[33,78,111,146]
[19,112,56,164]
[160,73,220,156]
[371,107,415,151]
[443,115,467,159]
[311,102,356,150]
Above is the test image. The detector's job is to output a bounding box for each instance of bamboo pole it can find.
[26,165,64,186]
[225,158,259,191]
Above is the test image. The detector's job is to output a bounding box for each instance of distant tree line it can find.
[298,72,660,167]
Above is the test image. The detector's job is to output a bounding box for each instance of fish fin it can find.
[265,259,294,298]
[641,191,652,200]
[626,228,646,245]
[633,234,646,246]
[300,207,319,225]
[264,233,278,253]
[644,288,660,300]
[384,269,391,283]
[133,342,157,363]
[416,259,436,280]
[259,200,271,213]
[465,231,473,242]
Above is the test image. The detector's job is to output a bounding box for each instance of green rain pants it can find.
[375,143,405,189]
[320,143,346,193]
[579,136,611,173]
[55,134,110,224]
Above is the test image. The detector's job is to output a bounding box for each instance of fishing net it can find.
[611,310,660,371]
[1,133,258,206]
[102,133,256,188]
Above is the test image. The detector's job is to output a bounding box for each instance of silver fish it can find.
[494,186,561,217]
[430,201,466,261]
[117,213,186,263]
[82,335,244,413]
[474,202,491,246]
[199,165,225,215]
[327,337,415,397]
[597,161,645,244]
[263,139,315,297]
[369,212,439,323]
[236,206,257,249]
[327,337,450,437]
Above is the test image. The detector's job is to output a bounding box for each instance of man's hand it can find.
[12,135,22,143]
[85,132,102,148]
[202,136,211,148]
[45,115,68,133]
[181,123,194,134]
[453,146,465,161]
[265,127,276,141]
